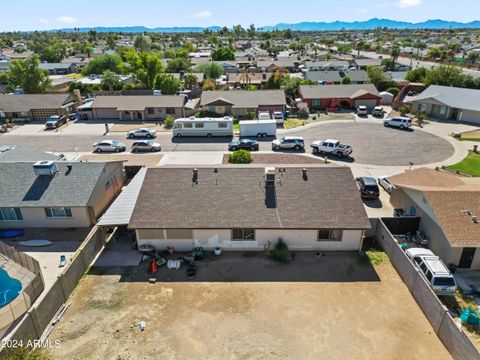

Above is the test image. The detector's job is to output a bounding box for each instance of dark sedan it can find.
[228,139,259,151]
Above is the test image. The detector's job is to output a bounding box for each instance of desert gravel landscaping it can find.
[49,252,451,360]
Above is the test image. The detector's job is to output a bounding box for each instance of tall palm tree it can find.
[239,69,251,87]
[390,46,401,62]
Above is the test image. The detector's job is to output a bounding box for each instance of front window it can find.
[232,228,255,241]
[147,108,155,115]
[45,207,73,218]
[166,108,176,115]
[0,208,23,221]
[317,229,342,241]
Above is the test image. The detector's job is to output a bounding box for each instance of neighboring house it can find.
[39,62,77,75]
[0,94,76,120]
[388,168,480,269]
[213,61,240,74]
[226,73,272,89]
[299,84,381,111]
[350,58,383,70]
[406,85,480,125]
[256,57,299,73]
[79,95,185,121]
[0,161,125,229]
[0,146,61,162]
[128,166,371,251]
[304,61,349,71]
[200,90,287,117]
[305,70,369,85]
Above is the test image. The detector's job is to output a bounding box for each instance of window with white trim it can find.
[317,229,342,241]
[0,208,23,221]
[232,228,255,241]
[44,207,73,218]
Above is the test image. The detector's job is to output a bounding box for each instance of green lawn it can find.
[447,151,480,176]
[283,118,312,129]
[458,138,480,142]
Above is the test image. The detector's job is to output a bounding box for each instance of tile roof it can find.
[90,95,185,111]
[200,90,287,108]
[129,167,371,230]
[0,161,111,208]
[0,94,75,113]
[299,84,380,99]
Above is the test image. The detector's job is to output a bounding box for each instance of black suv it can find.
[356,177,380,199]
[228,139,259,151]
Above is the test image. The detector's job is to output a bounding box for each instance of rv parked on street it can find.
[173,116,234,137]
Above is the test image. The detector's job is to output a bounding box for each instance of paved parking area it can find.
[49,252,451,359]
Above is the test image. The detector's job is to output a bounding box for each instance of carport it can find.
[97,167,147,227]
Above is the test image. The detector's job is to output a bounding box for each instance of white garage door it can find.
[460,110,480,125]
[354,99,378,110]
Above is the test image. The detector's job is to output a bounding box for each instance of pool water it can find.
[0,268,22,308]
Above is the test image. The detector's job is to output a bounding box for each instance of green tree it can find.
[366,65,387,88]
[6,55,51,93]
[183,73,198,90]
[467,51,480,64]
[167,57,190,73]
[202,79,216,91]
[405,67,428,83]
[382,58,396,71]
[193,63,224,79]
[427,47,445,60]
[211,47,235,61]
[106,33,117,50]
[154,73,181,95]
[336,43,352,54]
[228,149,252,164]
[424,65,466,87]
[82,54,123,75]
[341,76,351,85]
[101,70,122,91]
[134,35,150,52]
[390,46,400,62]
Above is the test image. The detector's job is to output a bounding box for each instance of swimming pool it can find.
[0,268,22,308]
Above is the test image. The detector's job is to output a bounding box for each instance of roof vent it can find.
[192,168,198,184]
[473,216,479,224]
[302,168,308,180]
[33,161,58,176]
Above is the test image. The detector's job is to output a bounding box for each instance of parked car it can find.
[377,176,395,194]
[131,140,161,152]
[412,255,457,296]
[372,106,384,117]
[356,105,368,116]
[228,139,259,151]
[45,115,67,129]
[258,111,272,121]
[127,128,157,139]
[384,117,412,129]
[272,136,305,151]
[405,248,435,261]
[93,140,126,153]
[273,111,285,124]
[310,139,353,158]
[356,177,380,199]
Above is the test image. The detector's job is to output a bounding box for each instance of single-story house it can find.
[388,168,480,269]
[79,95,186,121]
[0,94,77,120]
[304,61,349,71]
[350,58,383,70]
[405,85,480,125]
[128,166,371,251]
[200,90,287,117]
[299,84,381,111]
[305,70,369,85]
[226,72,272,89]
[0,160,125,229]
[39,62,77,75]
[256,57,299,72]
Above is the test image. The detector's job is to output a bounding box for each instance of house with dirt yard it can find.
[405,85,480,125]
[79,95,185,121]
[0,160,125,228]
[298,84,381,111]
[200,90,287,117]
[388,168,480,269]
[128,166,371,252]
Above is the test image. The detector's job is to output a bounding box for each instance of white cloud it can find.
[357,8,368,14]
[56,16,77,24]
[39,19,50,26]
[394,0,423,8]
[192,10,212,19]
[376,3,389,8]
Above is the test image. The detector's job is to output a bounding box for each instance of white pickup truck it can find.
[310,139,353,158]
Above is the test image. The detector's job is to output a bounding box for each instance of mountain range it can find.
[57,19,480,33]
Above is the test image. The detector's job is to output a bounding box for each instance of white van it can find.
[258,111,272,121]
[173,116,234,137]
[273,111,285,124]
[413,255,456,296]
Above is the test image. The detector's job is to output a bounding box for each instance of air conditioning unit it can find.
[33,161,59,176]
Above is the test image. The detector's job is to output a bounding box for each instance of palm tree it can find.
[239,69,251,87]
[183,73,198,90]
[355,41,366,56]
[390,46,401,62]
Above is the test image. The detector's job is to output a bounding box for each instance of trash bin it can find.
[474,145,478,153]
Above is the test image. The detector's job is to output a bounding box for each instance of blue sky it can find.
[2,0,478,31]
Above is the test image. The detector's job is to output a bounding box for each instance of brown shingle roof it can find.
[90,95,184,111]
[388,168,466,191]
[200,90,286,108]
[299,84,380,100]
[128,167,371,230]
[0,94,74,113]
[423,191,480,247]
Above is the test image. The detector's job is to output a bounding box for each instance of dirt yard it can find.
[49,252,451,360]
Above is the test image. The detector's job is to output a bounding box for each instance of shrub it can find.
[386,87,400,96]
[246,111,256,120]
[297,107,310,119]
[164,115,175,129]
[399,105,411,117]
[271,239,292,263]
[228,149,252,164]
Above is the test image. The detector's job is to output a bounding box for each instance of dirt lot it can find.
[222,153,328,164]
[49,252,451,360]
